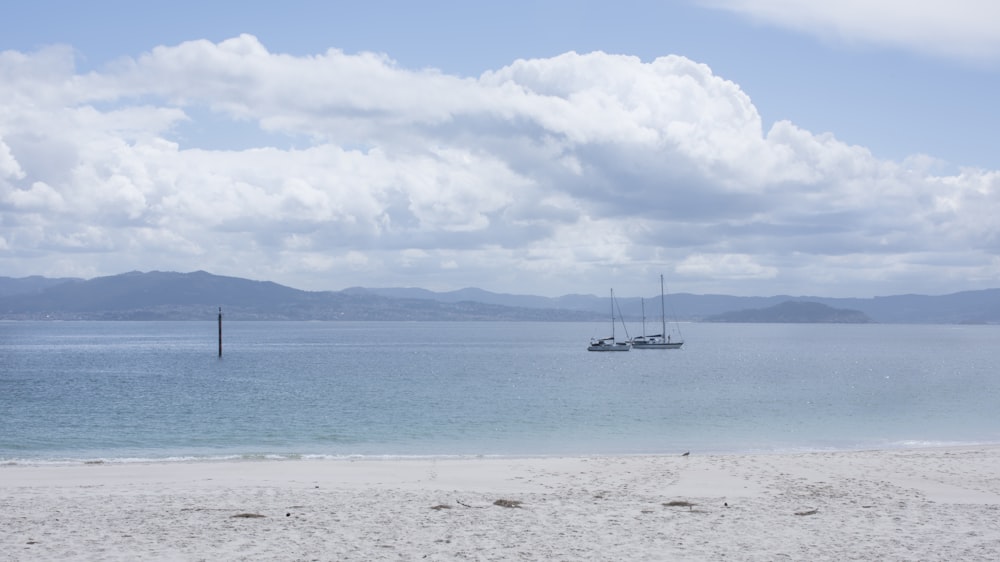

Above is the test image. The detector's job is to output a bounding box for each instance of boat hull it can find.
[587,342,631,351]
[631,341,683,350]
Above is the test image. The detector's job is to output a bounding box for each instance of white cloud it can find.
[5,181,65,211]
[0,35,998,297]
[704,0,1000,62]
[0,139,26,181]
[677,253,779,280]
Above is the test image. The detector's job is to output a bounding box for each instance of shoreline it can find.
[4,446,1000,560]
[4,440,1000,468]
[6,438,1000,467]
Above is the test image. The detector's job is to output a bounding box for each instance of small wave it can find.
[889,439,998,449]
[0,451,525,467]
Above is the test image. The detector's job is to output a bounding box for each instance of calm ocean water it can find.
[1,321,998,464]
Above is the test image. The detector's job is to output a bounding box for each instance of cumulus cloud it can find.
[704,0,1000,63]
[1,35,998,296]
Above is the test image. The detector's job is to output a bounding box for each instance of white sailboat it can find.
[631,274,684,349]
[588,288,631,351]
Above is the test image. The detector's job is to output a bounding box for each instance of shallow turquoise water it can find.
[1,321,997,463]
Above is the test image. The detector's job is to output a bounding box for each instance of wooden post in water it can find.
[218,306,223,357]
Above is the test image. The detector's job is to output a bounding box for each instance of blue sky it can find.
[1,1,999,297]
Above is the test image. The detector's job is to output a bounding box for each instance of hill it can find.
[703,301,873,323]
[2,271,1000,323]
[350,286,1000,324]
[0,275,81,297]
[0,271,601,321]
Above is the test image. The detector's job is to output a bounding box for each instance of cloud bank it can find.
[1,35,998,297]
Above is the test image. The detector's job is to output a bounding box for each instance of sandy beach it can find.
[3,447,999,561]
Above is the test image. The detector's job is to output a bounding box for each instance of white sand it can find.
[3,447,1000,560]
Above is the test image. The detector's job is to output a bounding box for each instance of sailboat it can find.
[631,274,684,349]
[588,289,631,351]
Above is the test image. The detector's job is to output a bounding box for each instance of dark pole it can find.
[218,306,222,357]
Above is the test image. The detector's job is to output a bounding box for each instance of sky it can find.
[2,0,999,298]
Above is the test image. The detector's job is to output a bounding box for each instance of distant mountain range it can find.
[703,301,873,323]
[0,271,600,321]
[1,270,999,323]
[346,283,1000,323]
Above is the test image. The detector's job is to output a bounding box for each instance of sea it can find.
[1,321,998,465]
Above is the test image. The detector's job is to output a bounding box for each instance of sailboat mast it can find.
[641,298,646,338]
[610,288,615,341]
[660,274,666,340]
